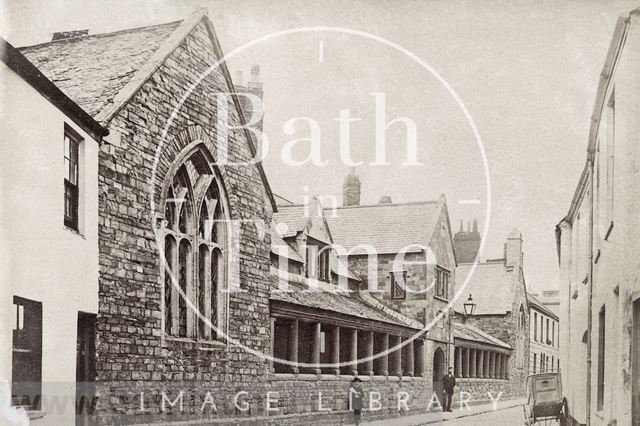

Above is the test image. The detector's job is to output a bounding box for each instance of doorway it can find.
[76,313,96,426]
[433,347,445,409]
[632,298,640,425]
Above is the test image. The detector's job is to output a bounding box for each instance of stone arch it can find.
[154,125,233,222]
[433,347,445,382]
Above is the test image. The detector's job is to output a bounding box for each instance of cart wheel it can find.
[559,398,569,426]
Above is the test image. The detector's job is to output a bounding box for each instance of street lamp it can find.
[463,294,477,317]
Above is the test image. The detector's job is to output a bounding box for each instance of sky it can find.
[2,0,638,293]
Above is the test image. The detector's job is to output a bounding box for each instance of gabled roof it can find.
[325,200,443,255]
[454,261,520,315]
[1,37,107,140]
[453,322,511,350]
[19,21,180,118]
[270,223,304,263]
[18,9,277,211]
[527,293,558,321]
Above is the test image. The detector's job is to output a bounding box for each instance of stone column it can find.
[498,353,503,379]
[380,333,389,376]
[484,350,490,378]
[478,349,484,378]
[463,347,470,378]
[270,317,276,373]
[415,340,425,377]
[505,355,510,380]
[405,339,414,377]
[470,349,476,378]
[311,322,321,374]
[365,330,374,376]
[490,351,496,378]
[455,347,463,377]
[392,336,402,376]
[350,329,358,375]
[289,319,299,373]
[502,354,508,379]
[331,326,340,375]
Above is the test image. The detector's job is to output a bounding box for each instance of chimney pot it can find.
[51,30,89,41]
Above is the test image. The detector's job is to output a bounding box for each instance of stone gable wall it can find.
[94,21,273,424]
[461,270,530,397]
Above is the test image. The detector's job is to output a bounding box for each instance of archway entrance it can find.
[433,347,445,410]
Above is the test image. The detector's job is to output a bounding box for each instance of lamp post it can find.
[463,294,477,317]
[446,294,477,373]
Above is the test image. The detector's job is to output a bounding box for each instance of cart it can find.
[523,372,569,425]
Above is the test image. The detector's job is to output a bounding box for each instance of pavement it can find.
[362,398,526,425]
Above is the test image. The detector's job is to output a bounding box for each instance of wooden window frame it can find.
[64,125,81,230]
[434,266,449,300]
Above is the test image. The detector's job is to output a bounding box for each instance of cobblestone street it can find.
[438,406,524,425]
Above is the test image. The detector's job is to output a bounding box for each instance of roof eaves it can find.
[562,15,629,227]
[1,37,108,141]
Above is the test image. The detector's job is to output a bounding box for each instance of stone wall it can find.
[452,378,517,404]
[463,312,529,397]
[94,20,273,424]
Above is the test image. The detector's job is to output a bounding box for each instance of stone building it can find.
[327,193,456,395]
[527,294,559,375]
[0,38,107,425]
[270,197,432,420]
[18,9,282,424]
[452,228,530,399]
[555,8,640,426]
[12,9,469,424]
[530,289,560,318]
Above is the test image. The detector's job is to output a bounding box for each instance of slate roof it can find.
[527,293,558,320]
[270,269,421,330]
[454,261,518,315]
[19,21,181,117]
[1,37,107,140]
[270,223,304,263]
[272,205,308,238]
[453,322,512,350]
[325,201,442,255]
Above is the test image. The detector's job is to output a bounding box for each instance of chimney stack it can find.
[453,218,481,263]
[342,168,361,206]
[378,195,392,204]
[504,229,523,270]
[235,70,243,86]
[235,64,264,131]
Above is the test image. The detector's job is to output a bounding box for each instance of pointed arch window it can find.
[161,149,227,341]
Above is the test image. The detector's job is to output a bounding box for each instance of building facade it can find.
[0,39,107,425]
[452,228,530,400]
[527,294,559,375]
[556,8,640,426]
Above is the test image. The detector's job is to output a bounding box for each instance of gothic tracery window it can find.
[162,149,226,341]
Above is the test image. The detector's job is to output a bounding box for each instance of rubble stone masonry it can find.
[93,20,433,425]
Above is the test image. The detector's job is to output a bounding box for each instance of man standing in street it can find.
[443,366,456,412]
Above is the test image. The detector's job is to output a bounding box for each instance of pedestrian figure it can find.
[443,366,456,412]
[349,377,365,425]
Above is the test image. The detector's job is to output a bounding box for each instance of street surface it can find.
[432,405,526,425]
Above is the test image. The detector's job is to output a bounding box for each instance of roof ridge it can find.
[326,200,440,210]
[19,20,182,51]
